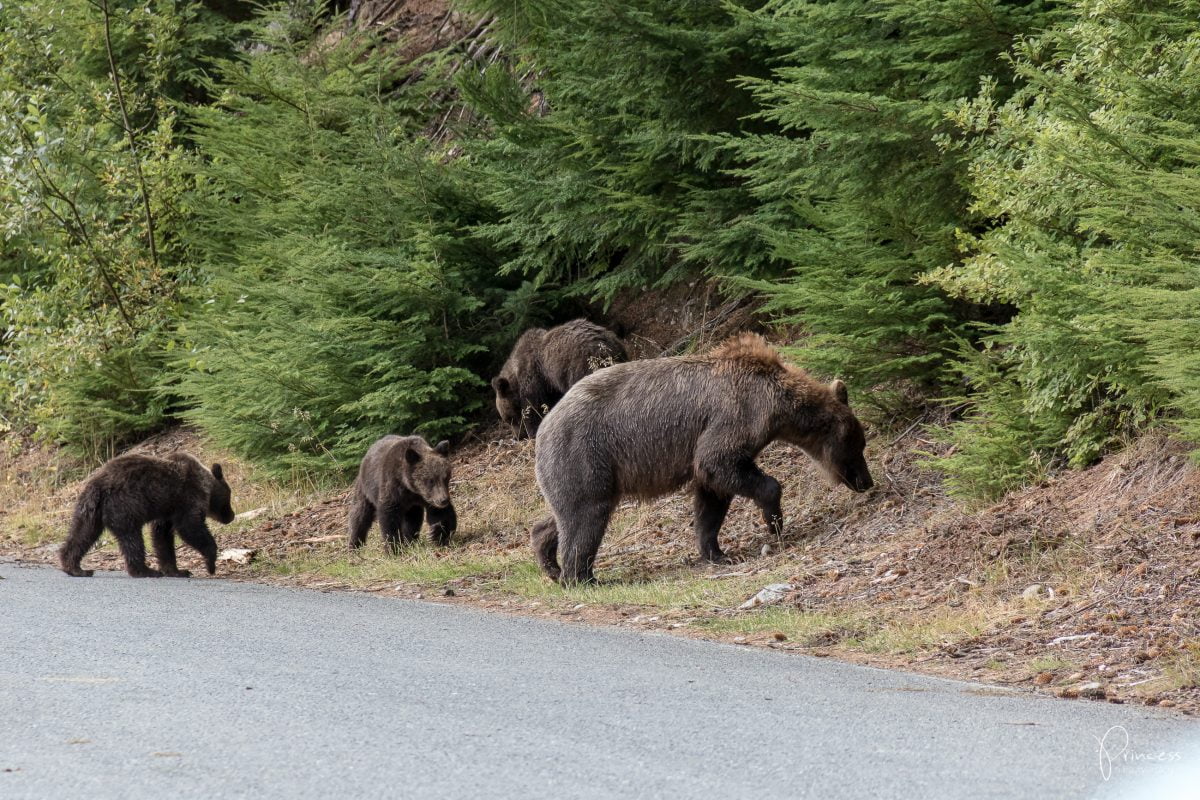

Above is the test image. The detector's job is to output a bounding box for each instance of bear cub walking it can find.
[348,435,457,552]
[492,319,626,438]
[59,452,235,578]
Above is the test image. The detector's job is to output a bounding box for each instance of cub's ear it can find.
[830,379,849,406]
[405,447,422,466]
[491,376,511,396]
[434,440,450,457]
[211,463,225,481]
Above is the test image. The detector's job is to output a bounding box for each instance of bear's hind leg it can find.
[60,510,103,578]
[347,489,375,550]
[112,523,161,578]
[151,519,189,577]
[692,487,733,563]
[531,517,561,582]
[557,501,612,586]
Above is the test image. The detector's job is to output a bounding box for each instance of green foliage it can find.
[724,0,1062,398]
[175,16,515,478]
[0,0,235,457]
[928,0,1200,497]
[457,0,781,301]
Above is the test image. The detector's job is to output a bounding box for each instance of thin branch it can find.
[98,0,161,275]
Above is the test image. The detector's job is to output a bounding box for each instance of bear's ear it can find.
[492,376,511,396]
[405,446,422,466]
[830,379,849,406]
[211,463,224,481]
[433,440,450,457]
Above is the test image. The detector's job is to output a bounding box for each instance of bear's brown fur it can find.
[492,319,627,438]
[532,333,873,584]
[59,452,235,578]
[348,435,456,552]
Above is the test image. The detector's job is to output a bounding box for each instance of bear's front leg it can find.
[692,487,732,563]
[112,524,162,577]
[151,519,190,577]
[426,503,457,547]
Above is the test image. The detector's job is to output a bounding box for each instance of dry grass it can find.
[5,423,1200,713]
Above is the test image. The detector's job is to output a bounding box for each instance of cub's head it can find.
[492,376,542,438]
[207,463,237,525]
[796,380,873,493]
[491,375,521,431]
[403,439,452,509]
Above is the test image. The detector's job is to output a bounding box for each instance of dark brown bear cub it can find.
[348,435,456,553]
[532,333,873,585]
[59,452,235,578]
[492,318,627,438]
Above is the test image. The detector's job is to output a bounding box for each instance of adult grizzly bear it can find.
[532,333,873,584]
[491,319,627,438]
[59,452,235,578]
[348,435,457,552]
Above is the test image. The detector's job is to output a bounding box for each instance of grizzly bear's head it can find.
[797,380,873,493]
[403,440,452,508]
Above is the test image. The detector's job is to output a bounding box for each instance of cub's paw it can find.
[128,567,163,578]
[162,569,192,578]
[63,568,94,577]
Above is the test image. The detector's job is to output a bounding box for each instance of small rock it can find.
[761,543,773,557]
[216,548,256,565]
[572,603,586,610]
[1021,584,1046,600]
[732,636,748,644]
[1075,682,1107,699]
[1034,672,1054,685]
[414,593,424,600]
[739,583,797,610]
[1057,686,1080,699]
[1158,699,1177,708]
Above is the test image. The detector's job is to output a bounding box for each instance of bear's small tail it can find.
[59,484,103,576]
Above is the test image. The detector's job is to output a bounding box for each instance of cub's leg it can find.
[175,513,218,576]
[425,503,457,547]
[151,519,190,577]
[399,506,424,545]
[347,488,376,550]
[531,517,561,582]
[60,506,103,578]
[557,501,613,586]
[111,523,161,578]
[692,487,733,563]
[378,502,406,555]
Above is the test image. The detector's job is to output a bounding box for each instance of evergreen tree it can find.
[177,13,515,477]
[0,0,238,456]
[929,0,1200,498]
[726,0,1063,404]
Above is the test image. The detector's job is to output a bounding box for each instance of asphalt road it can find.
[1,563,1197,800]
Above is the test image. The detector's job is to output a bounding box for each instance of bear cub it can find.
[492,318,626,438]
[348,435,457,552]
[59,451,235,578]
